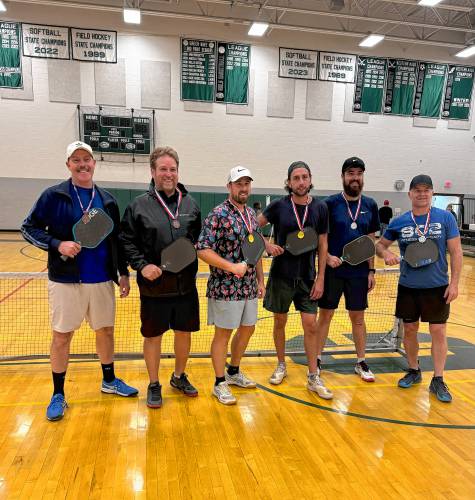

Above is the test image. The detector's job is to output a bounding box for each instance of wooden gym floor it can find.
[0,232,474,499]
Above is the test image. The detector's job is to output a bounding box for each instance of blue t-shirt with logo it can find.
[383,207,459,289]
[70,184,111,283]
[324,193,380,278]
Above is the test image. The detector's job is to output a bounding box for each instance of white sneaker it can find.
[355,361,375,382]
[213,382,237,405]
[225,371,257,388]
[307,373,333,400]
[269,363,287,385]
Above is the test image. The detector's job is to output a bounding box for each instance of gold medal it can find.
[298,230,305,239]
[248,234,254,243]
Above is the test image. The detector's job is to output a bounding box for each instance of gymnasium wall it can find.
[0,3,474,229]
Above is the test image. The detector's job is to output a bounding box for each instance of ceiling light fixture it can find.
[455,46,475,58]
[0,1,7,13]
[123,8,141,24]
[359,34,385,48]
[248,22,269,37]
[417,0,443,6]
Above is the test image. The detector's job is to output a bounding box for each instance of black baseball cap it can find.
[288,161,311,179]
[409,174,433,190]
[342,157,365,173]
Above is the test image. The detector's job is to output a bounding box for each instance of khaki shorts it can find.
[48,280,115,333]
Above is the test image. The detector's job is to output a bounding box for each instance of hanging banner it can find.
[71,28,117,63]
[318,52,356,83]
[216,42,250,103]
[279,47,318,80]
[384,59,418,116]
[22,23,70,59]
[353,56,387,113]
[0,21,22,88]
[412,62,447,117]
[441,65,475,120]
[181,38,216,102]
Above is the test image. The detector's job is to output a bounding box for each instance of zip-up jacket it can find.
[21,179,129,284]
[119,181,201,298]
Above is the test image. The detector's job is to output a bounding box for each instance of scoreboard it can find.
[82,113,152,155]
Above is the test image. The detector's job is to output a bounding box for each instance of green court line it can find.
[256,383,475,430]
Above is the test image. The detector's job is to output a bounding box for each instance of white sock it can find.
[357,358,365,364]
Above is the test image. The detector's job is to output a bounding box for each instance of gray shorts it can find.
[207,298,258,330]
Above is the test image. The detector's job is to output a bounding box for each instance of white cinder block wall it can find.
[0,3,474,229]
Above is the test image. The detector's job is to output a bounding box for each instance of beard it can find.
[231,192,249,205]
[343,180,363,197]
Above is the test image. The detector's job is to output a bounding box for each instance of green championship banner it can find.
[353,56,387,113]
[384,59,418,116]
[181,39,216,102]
[0,21,22,88]
[441,65,475,120]
[22,23,70,59]
[215,42,250,103]
[412,62,447,117]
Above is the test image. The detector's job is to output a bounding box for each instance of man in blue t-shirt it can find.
[22,141,138,421]
[316,157,380,384]
[376,174,462,403]
[258,161,332,400]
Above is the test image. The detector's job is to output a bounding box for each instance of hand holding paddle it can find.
[59,241,81,258]
[340,235,375,266]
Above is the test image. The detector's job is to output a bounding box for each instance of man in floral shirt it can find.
[197,166,265,405]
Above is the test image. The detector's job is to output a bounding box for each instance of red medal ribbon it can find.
[290,195,310,231]
[410,209,431,238]
[341,192,362,225]
[229,200,254,234]
[154,187,182,222]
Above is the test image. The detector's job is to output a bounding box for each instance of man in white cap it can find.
[22,141,138,421]
[197,166,265,405]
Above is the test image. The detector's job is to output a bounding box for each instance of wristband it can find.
[368,268,376,274]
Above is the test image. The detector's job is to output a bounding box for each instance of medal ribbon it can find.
[154,187,182,222]
[290,196,309,232]
[410,209,431,239]
[229,200,253,235]
[341,192,361,225]
[73,184,96,214]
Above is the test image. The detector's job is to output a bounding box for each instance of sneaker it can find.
[101,378,139,397]
[147,382,163,408]
[269,363,287,385]
[355,361,375,382]
[429,376,452,403]
[170,373,198,397]
[225,370,257,388]
[46,393,67,421]
[213,381,237,405]
[307,373,333,400]
[398,368,422,388]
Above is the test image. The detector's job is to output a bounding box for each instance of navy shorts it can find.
[140,289,200,337]
[396,284,450,324]
[318,268,368,311]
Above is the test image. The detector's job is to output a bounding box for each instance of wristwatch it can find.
[368,268,376,273]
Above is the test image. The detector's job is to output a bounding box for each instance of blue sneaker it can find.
[429,376,452,403]
[398,368,422,388]
[46,393,67,421]
[101,378,138,397]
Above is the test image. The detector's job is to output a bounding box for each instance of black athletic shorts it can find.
[140,289,200,337]
[396,284,450,324]
[318,268,368,311]
[263,275,317,314]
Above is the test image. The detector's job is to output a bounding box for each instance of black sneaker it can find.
[429,376,452,403]
[398,368,422,388]
[170,373,198,397]
[147,382,162,408]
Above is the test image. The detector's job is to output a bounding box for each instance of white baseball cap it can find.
[66,141,94,161]
[228,165,253,183]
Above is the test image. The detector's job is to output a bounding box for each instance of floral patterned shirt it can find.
[197,199,260,301]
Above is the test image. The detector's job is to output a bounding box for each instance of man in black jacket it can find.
[120,146,201,408]
[21,141,138,422]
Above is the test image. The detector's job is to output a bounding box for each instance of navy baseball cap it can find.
[342,157,365,173]
[410,174,433,190]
